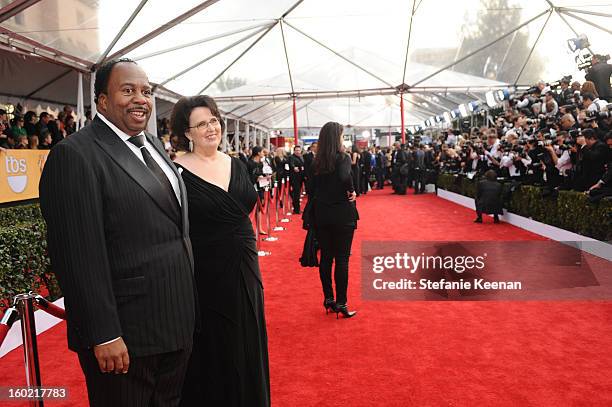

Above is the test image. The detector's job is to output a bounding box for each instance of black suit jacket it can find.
[39,116,196,357]
[475,179,503,215]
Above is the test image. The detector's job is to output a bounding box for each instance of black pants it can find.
[413,169,425,193]
[375,167,385,189]
[476,211,499,221]
[316,224,355,304]
[290,175,303,213]
[78,347,191,407]
[361,169,371,194]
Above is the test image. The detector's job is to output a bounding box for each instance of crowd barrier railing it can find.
[0,292,67,407]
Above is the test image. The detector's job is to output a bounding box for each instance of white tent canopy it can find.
[1,0,611,129]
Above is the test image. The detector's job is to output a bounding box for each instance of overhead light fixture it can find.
[485,91,497,108]
[496,89,511,102]
[567,34,589,52]
[458,104,469,118]
[468,101,481,112]
[443,112,452,123]
[450,109,460,119]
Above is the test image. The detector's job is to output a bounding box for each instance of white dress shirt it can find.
[97,113,181,205]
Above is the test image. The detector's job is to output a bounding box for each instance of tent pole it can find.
[0,0,41,24]
[400,94,405,144]
[77,72,84,130]
[293,97,299,145]
[90,70,97,117]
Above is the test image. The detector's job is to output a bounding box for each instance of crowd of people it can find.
[0,105,93,150]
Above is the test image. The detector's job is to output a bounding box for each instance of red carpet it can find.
[1,188,611,406]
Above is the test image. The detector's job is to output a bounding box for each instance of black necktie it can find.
[128,135,179,209]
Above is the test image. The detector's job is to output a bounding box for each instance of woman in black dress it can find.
[171,95,270,406]
[312,122,359,318]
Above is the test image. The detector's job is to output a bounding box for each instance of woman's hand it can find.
[347,191,357,202]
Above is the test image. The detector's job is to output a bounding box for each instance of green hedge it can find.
[437,173,612,241]
[0,204,59,312]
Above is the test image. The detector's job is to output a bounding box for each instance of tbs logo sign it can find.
[5,156,28,193]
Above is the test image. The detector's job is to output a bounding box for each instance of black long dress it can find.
[177,158,270,407]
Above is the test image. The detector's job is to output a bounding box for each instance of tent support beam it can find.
[96,0,148,65]
[25,68,73,99]
[104,0,220,63]
[160,24,272,86]
[401,0,417,85]
[410,8,550,88]
[133,22,273,61]
[279,19,295,94]
[197,23,278,94]
[514,9,553,85]
[558,7,612,19]
[0,0,41,23]
[283,20,394,88]
[561,10,612,36]
[197,0,305,94]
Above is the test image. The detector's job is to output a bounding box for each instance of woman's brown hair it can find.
[170,95,225,151]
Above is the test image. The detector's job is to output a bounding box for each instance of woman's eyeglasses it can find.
[189,117,220,131]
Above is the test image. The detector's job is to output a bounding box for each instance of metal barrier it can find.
[0,292,67,407]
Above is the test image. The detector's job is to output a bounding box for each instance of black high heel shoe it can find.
[323,298,336,315]
[333,303,356,319]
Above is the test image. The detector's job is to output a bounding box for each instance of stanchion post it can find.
[14,293,44,407]
[263,186,278,241]
[285,176,292,216]
[273,181,285,230]
[280,179,290,223]
[254,185,271,256]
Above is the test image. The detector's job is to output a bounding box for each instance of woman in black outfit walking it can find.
[312,122,359,318]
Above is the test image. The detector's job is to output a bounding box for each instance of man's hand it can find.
[347,191,357,202]
[94,337,129,374]
[293,167,299,173]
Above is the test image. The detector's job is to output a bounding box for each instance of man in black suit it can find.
[360,147,372,194]
[303,141,317,196]
[585,55,612,101]
[39,59,195,406]
[287,145,305,213]
[474,170,503,223]
[374,146,386,189]
[391,142,408,194]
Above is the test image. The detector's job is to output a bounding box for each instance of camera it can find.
[549,75,572,89]
[584,110,610,122]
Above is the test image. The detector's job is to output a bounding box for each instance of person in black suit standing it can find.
[287,145,305,213]
[474,170,503,223]
[360,146,372,194]
[374,146,386,189]
[39,59,196,407]
[303,141,317,196]
[311,122,359,318]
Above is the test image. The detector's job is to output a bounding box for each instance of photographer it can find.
[587,133,612,202]
[557,78,573,106]
[583,92,608,114]
[574,129,608,191]
[585,54,612,101]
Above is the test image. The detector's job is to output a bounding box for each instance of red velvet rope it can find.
[0,323,10,348]
[34,297,66,320]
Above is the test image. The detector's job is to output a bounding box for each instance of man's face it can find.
[586,137,597,147]
[606,138,612,149]
[42,116,50,124]
[583,99,592,108]
[561,83,568,90]
[97,62,153,136]
[294,147,301,156]
[311,143,318,153]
